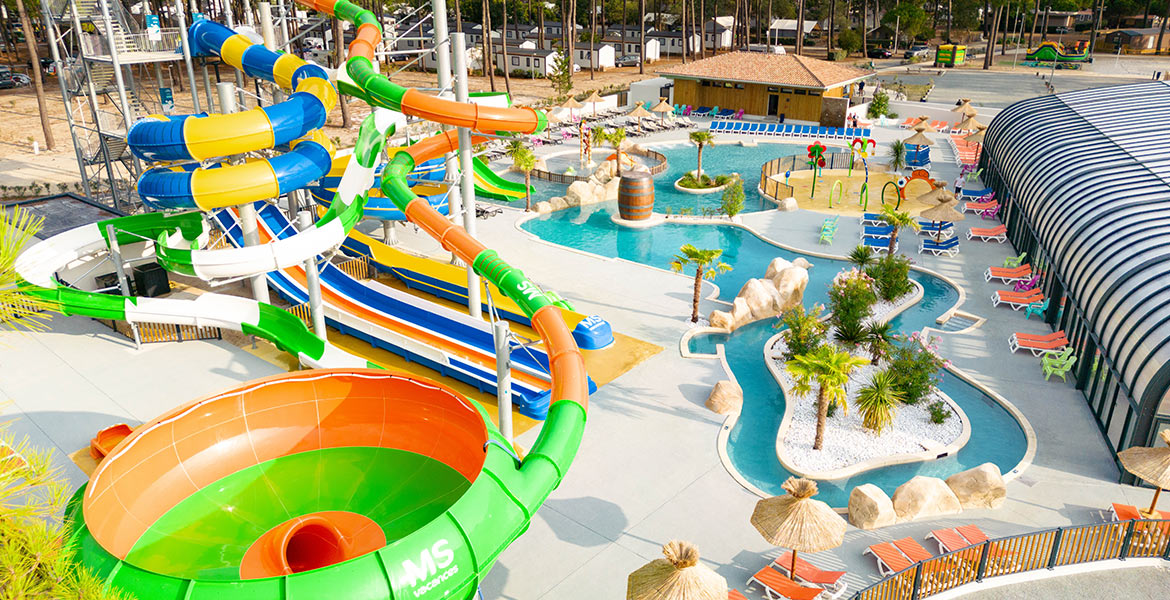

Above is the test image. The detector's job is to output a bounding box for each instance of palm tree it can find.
[483,0,497,91]
[512,146,537,211]
[847,244,875,268]
[689,130,715,180]
[787,345,870,449]
[1,206,58,332]
[888,139,907,172]
[863,321,895,361]
[856,370,904,433]
[795,0,805,55]
[878,204,920,254]
[609,127,627,169]
[15,0,54,150]
[501,0,514,96]
[669,244,732,323]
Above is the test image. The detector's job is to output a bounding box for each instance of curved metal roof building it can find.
[981,80,1170,462]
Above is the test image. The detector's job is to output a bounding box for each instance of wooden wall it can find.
[672,79,850,122]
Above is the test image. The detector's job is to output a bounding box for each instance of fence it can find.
[853,518,1170,600]
[287,302,312,327]
[531,147,668,183]
[129,322,222,344]
[758,152,858,203]
[336,256,374,280]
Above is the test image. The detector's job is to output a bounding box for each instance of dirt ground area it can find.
[783,166,950,218]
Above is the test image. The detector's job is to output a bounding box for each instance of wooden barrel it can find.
[618,172,655,221]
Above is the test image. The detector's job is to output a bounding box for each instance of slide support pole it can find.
[104,223,140,349]
[493,318,513,443]
[218,81,271,304]
[175,0,202,113]
[297,211,328,336]
[454,32,481,319]
[259,2,283,102]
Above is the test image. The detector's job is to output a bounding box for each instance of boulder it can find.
[534,201,553,214]
[728,297,753,330]
[595,160,617,180]
[792,257,812,270]
[945,463,1007,509]
[892,476,963,522]
[604,177,620,200]
[549,196,569,211]
[534,157,548,171]
[771,266,809,313]
[764,258,794,281]
[849,484,897,530]
[737,278,781,317]
[708,309,733,330]
[777,197,799,211]
[705,380,743,414]
[565,180,594,206]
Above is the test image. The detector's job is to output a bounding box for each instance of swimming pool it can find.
[521,208,1029,505]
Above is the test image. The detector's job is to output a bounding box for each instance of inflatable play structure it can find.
[15,2,595,597]
[1025,40,1092,63]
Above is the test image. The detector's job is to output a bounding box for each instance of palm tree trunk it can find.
[334,19,350,127]
[639,0,646,73]
[589,0,596,79]
[699,0,705,58]
[525,173,532,210]
[887,229,897,254]
[861,0,867,54]
[1158,2,1170,55]
[691,266,703,322]
[813,387,828,449]
[828,0,836,52]
[795,0,805,55]
[502,0,513,95]
[697,144,704,179]
[539,0,546,48]
[484,0,497,91]
[17,0,54,150]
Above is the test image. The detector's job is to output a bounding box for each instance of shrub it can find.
[867,89,890,119]
[776,304,828,360]
[928,401,951,424]
[837,28,863,54]
[714,174,731,186]
[833,319,867,347]
[828,48,848,61]
[679,172,717,189]
[848,244,876,268]
[864,321,896,361]
[866,254,914,301]
[829,268,877,333]
[720,179,744,217]
[857,370,904,433]
[886,334,948,404]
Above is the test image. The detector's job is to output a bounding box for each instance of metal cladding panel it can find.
[983,81,1170,407]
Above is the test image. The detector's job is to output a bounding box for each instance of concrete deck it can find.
[0,116,1158,599]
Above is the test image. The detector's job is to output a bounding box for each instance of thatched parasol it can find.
[627,540,727,600]
[955,115,985,132]
[916,185,955,204]
[1118,430,1170,517]
[964,127,986,144]
[583,90,605,117]
[951,99,978,117]
[651,98,674,117]
[628,104,654,119]
[913,117,937,133]
[545,110,562,140]
[920,199,965,240]
[751,478,847,577]
[904,131,934,147]
[560,96,583,121]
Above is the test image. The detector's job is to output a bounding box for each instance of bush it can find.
[886,334,947,404]
[828,268,877,333]
[857,370,905,433]
[714,174,731,186]
[679,172,720,189]
[928,401,950,424]
[720,178,745,217]
[866,254,914,301]
[828,48,848,61]
[776,304,828,360]
[833,319,867,347]
[848,244,876,268]
[867,89,891,119]
[837,28,863,54]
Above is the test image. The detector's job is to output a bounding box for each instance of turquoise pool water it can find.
[521,207,1028,505]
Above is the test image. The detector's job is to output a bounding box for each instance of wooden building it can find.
[659,52,872,124]
[1098,28,1170,54]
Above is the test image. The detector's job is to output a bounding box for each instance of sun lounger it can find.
[864,541,913,576]
[773,552,847,598]
[747,566,826,600]
[901,117,919,128]
[893,538,934,563]
[927,528,975,554]
[966,224,1007,242]
[861,212,886,226]
[960,187,993,199]
[1008,332,1068,356]
[985,265,1031,283]
[920,237,960,256]
[917,221,955,238]
[1111,503,1170,521]
[862,225,895,239]
[962,199,998,214]
[729,590,749,600]
[862,237,896,254]
[992,289,1045,310]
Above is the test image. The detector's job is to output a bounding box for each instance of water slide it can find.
[472,156,534,201]
[50,3,591,597]
[1025,40,1092,63]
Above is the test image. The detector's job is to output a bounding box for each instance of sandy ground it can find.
[779,167,949,218]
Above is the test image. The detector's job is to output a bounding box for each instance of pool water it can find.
[522,206,1028,504]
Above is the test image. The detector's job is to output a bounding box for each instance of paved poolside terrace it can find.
[0,116,1157,598]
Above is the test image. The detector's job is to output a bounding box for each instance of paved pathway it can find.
[957,565,1170,600]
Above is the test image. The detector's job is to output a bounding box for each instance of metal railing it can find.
[287,302,312,327]
[531,146,668,183]
[134,322,223,344]
[852,518,1170,600]
[336,255,374,280]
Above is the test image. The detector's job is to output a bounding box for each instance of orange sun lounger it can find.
[864,541,913,576]
[729,590,749,600]
[992,289,1044,310]
[985,265,1031,283]
[773,551,847,597]
[748,566,826,600]
[1008,331,1068,355]
[967,225,1007,243]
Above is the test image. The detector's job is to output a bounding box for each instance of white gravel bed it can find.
[870,280,923,323]
[771,336,962,473]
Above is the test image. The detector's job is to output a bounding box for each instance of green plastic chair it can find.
[1043,354,1077,382]
[965,167,983,182]
[1004,252,1027,268]
[1041,346,1073,369]
[1025,298,1049,320]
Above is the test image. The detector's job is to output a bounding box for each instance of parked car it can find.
[1054,26,1070,34]
[904,45,930,59]
[0,68,15,90]
[615,54,641,67]
[12,73,30,86]
[867,47,893,58]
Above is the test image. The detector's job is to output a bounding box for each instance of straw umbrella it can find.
[904,131,934,147]
[583,90,605,117]
[964,126,987,160]
[919,198,965,241]
[913,117,937,133]
[560,96,583,121]
[916,185,955,205]
[1118,430,1170,518]
[955,115,985,132]
[951,99,978,118]
[627,540,727,600]
[751,478,847,577]
[628,104,654,131]
[545,110,562,143]
[651,98,674,123]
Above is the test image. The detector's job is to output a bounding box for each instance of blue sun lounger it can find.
[920,237,961,256]
[862,225,895,239]
[861,212,886,226]
[917,221,954,238]
[862,236,896,254]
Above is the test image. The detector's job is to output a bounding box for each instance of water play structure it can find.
[1024,41,1092,63]
[15,2,592,597]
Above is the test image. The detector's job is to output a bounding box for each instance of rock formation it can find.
[708,258,809,332]
[848,484,897,530]
[892,476,963,522]
[945,463,1007,509]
